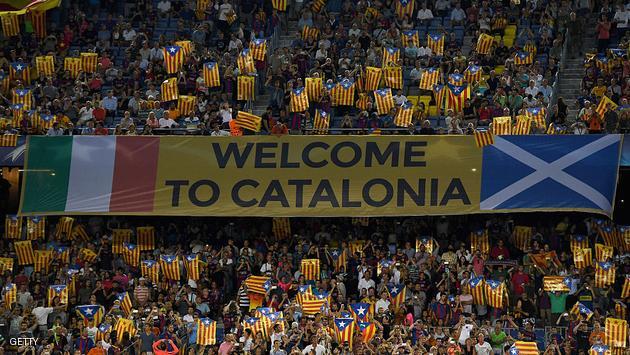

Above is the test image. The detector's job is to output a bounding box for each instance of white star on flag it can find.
[357,307,366,315]
[85,307,93,315]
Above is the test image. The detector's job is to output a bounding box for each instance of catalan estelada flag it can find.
[301,295,328,315]
[513,115,531,135]
[53,245,70,264]
[470,229,489,253]
[5,215,22,239]
[511,226,532,250]
[446,83,470,113]
[249,38,267,61]
[622,275,630,298]
[595,56,612,72]
[493,116,512,135]
[136,226,155,251]
[431,83,446,110]
[394,0,414,18]
[122,242,140,267]
[1,13,19,37]
[571,234,590,251]
[47,285,68,306]
[301,26,319,41]
[301,259,320,280]
[305,77,323,101]
[271,0,287,11]
[80,52,98,73]
[374,88,394,115]
[34,249,53,273]
[508,341,539,355]
[387,284,406,309]
[330,249,347,272]
[35,56,55,77]
[595,243,614,262]
[31,11,46,38]
[474,130,494,148]
[161,77,179,102]
[197,318,217,345]
[332,79,355,106]
[401,30,419,47]
[114,318,136,342]
[464,65,482,84]
[529,251,562,272]
[242,317,269,338]
[15,240,34,265]
[184,254,202,280]
[79,248,97,263]
[175,40,192,57]
[514,51,533,65]
[543,276,572,292]
[0,134,17,147]
[525,107,546,128]
[351,303,372,322]
[76,305,104,327]
[383,66,403,89]
[573,248,593,269]
[237,75,255,101]
[3,283,16,308]
[245,275,272,294]
[476,33,495,55]
[203,62,220,88]
[427,33,445,56]
[71,224,89,242]
[448,73,464,86]
[64,57,82,78]
[311,0,326,12]
[163,45,184,74]
[334,318,355,350]
[469,276,486,304]
[358,322,377,343]
[112,229,132,254]
[237,49,256,74]
[415,237,434,253]
[596,95,617,119]
[141,260,159,282]
[160,255,180,280]
[290,87,309,112]
[355,92,370,111]
[605,318,627,348]
[394,101,414,127]
[589,344,611,355]
[570,301,594,320]
[116,292,133,316]
[235,110,261,132]
[177,95,197,116]
[364,66,382,91]
[25,216,45,240]
[12,88,33,110]
[312,109,330,134]
[484,279,506,308]
[595,262,615,288]
[0,257,14,273]
[272,217,291,238]
[382,47,400,67]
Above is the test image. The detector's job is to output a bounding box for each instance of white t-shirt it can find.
[475,342,493,355]
[302,344,326,355]
[375,299,391,313]
[458,324,474,345]
[159,118,177,128]
[157,0,171,12]
[358,278,375,292]
[32,307,54,325]
[417,9,433,20]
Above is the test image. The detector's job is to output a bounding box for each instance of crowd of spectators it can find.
[0,213,628,354]
[0,0,627,137]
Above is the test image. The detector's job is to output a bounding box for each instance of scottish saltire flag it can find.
[481,135,622,215]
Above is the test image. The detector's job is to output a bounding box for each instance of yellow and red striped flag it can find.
[595,262,615,288]
[595,243,614,262]
[3,283,16,308]
[271,0,287,11]
[245,275,272,294]
[427,33,445,56]
[599,226,623,249]
[197,318,217,345]
[514,51,533,65]
[184,254,202,280]
[476,33,495,55]
[301,259,320,280]
[76,305,104,327]
[15,240,34,265]
[47,285,68,306]
[508,341,539,355]
[1,13,19,37]
[415,237,434,254]
[64,57,82,78]
[235,110,261,132]
[605,318,627,348]
[141,260,160,282]
[358,322,376,343]
[301,297,328,315]
[34,250,53,273]
[364,66,382,91]
[71,224,89,242]
[311,0,326,12]
[114,318,136,343]
[312,109,330,134]
[237,49,256,74]
[30,10,46,38]
[159,255,180,280]
[332,79,355,106]
[334,318,355,350]
[26,216,45,240]
[301,26,319,41]
[249,38,267,61]
[80,52,98,73]
[571,234,590,251]
[513,115,531,135]
[177,95,197,116]
[524,107,546,128]
[136,226,155,251]
[175,40,192,57]
[0,134,17,147]
[401,30,420,47]
[160,77,179,102]
[432,83,446,110]
[10,62,30,84]
[242,316,270,338]
[12,88,33,110]
[79,248,98,263]
[330,249,347,272]
[272,217,291,238]
[53,245,70,265]
[163,45,184,74]
[470,229,490,254]
[116,292,133,316]
[596,95,618,119]
[5,215,22,239]
[446,83,470,113]
[543,276,572,292]
[383,66,403,89]
[570,301,594,320]
[203,62,220,88]
[573,248,593,269]
[355,92,370,111]
[484,279,506,308]
[512,226,532,251]
[493,116,512,135]
[474,130,494,148]
[469,277,486,305]
[112,229,132,254]
[290,87,309,112]
[387,284,407,309]
[35,56,55,77]
[394,0,414,18]
[589,344,612,355]
[122,242,140,267]
[394,101,414,127]
[382,47,400,67]
[374,88,394,115]
[622,275,630,298]
[0,257,14,273]
[305,77,323,101]
[237,75,255,101]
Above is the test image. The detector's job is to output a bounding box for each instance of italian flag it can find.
[20,136,159,214]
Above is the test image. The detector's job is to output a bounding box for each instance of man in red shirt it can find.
[94,122,109,135]
[511,265,531,296]
[489,239,510,260]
